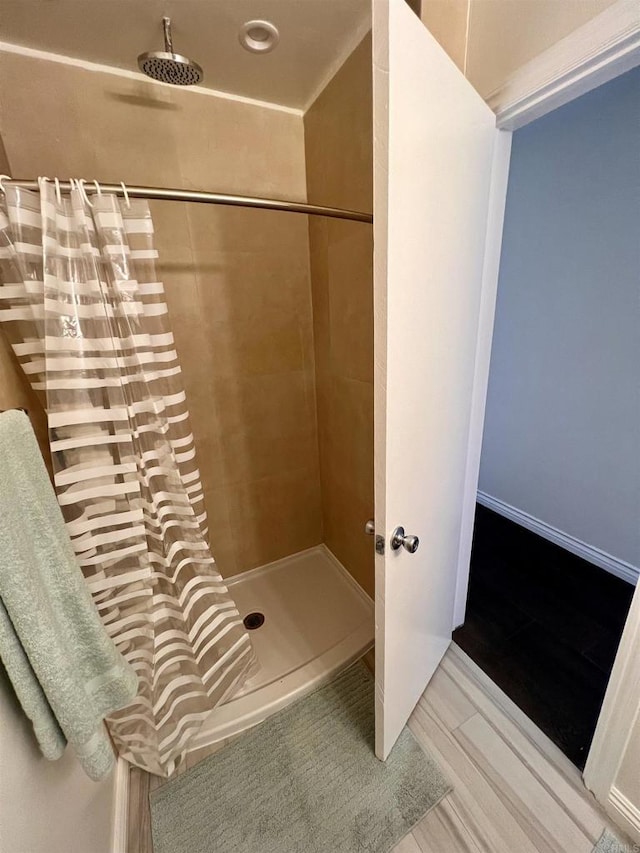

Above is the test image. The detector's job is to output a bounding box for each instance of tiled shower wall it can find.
[0,135,50,469]
[304,35,375,597]
[0,40,374,590]
[0,50,322,577]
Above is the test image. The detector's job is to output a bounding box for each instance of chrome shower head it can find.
[137,17,203,86]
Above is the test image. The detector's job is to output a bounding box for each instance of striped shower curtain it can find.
[0,180,256,776]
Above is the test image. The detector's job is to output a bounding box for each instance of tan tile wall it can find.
[304,35,375,598]
[0,318,51,471]
[0,134,51,470]
[0,51,322,576]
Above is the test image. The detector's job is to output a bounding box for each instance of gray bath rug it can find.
[150,663,451,853]
[593,829,636,853]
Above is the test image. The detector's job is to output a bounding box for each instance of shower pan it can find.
[186,547,374,751]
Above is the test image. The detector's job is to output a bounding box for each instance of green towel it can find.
[0,409,138,780]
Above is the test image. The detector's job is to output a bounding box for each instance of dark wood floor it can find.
[453,504,634,770]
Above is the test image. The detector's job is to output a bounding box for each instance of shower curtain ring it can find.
[54,178,62,204]
[78,179,94,207]
[70,179,86,205]
[0,175,12,193]
[93,180,102,197]
[120,182,131,209]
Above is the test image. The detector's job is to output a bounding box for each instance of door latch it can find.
[365,518,386,555]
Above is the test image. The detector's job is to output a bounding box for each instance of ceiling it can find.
[0,0,371,110]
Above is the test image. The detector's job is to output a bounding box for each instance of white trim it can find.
[608,787,640,840]
[466,3,640,827]
[0,40,303,117]
[453,129,512,629]
[490,0,640,130]
[584,579,640,823]
[110,757,129,853]
[302,23,372,112]
[476,491,639,585]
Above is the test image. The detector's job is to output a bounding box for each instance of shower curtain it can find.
[0,180,256,776]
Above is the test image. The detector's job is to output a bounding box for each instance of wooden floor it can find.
[128,643,620,853]
[454,504,633,769]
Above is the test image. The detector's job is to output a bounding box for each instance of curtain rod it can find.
[4,180,373,224]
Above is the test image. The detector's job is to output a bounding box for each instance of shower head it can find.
[137,17,203,86]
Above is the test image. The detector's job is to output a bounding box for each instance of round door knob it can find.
[390,526,419,554]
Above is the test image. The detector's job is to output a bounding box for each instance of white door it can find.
[373,0,511,759]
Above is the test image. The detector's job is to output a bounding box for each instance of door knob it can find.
[391,526,419,554]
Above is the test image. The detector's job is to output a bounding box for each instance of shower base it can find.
[187,545,374,751]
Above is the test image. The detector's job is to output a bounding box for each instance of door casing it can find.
[453,0,640,836]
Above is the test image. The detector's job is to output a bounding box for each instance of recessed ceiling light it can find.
[239,20,280,54]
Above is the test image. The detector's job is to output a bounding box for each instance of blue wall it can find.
[479,66,640,574]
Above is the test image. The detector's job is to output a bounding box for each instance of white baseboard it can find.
[111,757,129,853]
[476,491,638,586]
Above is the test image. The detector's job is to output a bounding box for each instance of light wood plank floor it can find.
[127,643,621,853]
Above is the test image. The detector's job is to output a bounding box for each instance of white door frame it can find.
[454,0,640,833]
[489,0,640,130]
[454,0,640,626]
[584,585,640,840]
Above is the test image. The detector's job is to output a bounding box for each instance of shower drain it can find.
[243,612,265,630]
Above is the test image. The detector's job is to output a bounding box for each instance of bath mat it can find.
[593,829,635,853]
[150,663,451,853]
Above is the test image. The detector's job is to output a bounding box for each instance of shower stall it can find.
[0,0,509,786]
[0,20,376,765]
